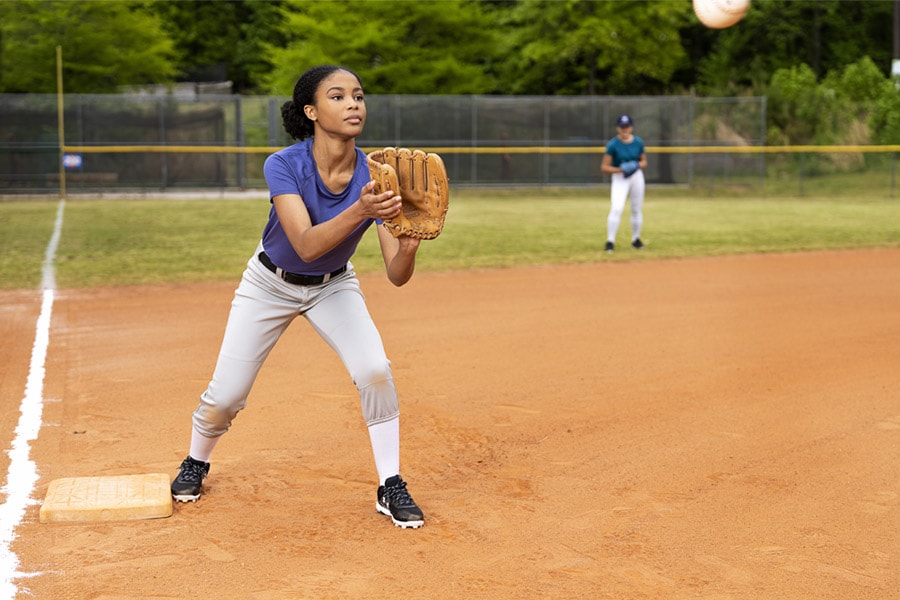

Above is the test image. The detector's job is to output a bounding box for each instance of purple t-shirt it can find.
[261,138,375,275]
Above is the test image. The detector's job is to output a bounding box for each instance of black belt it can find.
[258,252,347,286]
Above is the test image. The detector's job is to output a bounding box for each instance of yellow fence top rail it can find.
[61,144,900,155]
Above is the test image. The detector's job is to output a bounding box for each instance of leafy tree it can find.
[766,63,821,144]
[827,56,887,111]
[768,57,893,147]
[149,0,286,93]
[695,0,894,95]
[870,82,900,145]
[0,0,177,93]
[265,0,496,95]
[495,0,691,95]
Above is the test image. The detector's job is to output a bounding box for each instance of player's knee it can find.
[192,389,246,436]
[355,361,399,425]
[351,359,393,390]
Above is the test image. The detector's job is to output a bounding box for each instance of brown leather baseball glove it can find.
[366,147,450,240]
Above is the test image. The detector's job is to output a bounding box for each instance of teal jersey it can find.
[605,136,645,167]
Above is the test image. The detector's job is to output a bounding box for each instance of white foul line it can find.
[0,199,65,599]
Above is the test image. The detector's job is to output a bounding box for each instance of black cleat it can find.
[171,456,209,502]
[632,238,644,249]
[604,241,615,253]
[377,475,424,529]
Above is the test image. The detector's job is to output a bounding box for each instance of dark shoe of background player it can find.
[632,238,644,249]
[171,456,210,502]
[604,241,615,253]
[377,475,424,529]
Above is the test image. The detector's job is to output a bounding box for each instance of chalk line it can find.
[0,199,65,599]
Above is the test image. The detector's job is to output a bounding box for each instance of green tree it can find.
[265,0,496,95]
[870,82,900,145]
[0,0,177,93]
[767,57,892,147]
[149,0,285,93]
[766,63,824,144]
[827,56,886,113]
[494,0,691,95]
[695,0,894,95]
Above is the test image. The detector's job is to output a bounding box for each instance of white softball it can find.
[692,0,750,29]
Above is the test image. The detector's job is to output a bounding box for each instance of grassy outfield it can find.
[1,188,899,290]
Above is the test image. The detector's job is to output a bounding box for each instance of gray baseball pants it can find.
[191,244,399,437]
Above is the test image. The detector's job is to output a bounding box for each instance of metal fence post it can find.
[892,152,896,198]
[760,96,767,191]
[471,96,478,185]
[158,97,168,191]
[542,100,550,186]
[235,97,245,189]
[688,96,695,187]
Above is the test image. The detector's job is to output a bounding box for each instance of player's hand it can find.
[360,180,402,220]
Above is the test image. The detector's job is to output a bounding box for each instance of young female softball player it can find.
[170,65,425,528]
[601,114,648,253]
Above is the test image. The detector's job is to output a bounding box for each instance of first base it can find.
[39,473,173,523]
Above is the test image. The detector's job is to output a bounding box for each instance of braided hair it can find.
[280,65,362,141]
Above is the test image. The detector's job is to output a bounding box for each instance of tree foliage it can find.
[766,64,822,145]
[694,0,894,95]
[264,0,496,95]
[148,0,285,93]
[0,0,177,93]
[494,0,691,95]
[2,0,895,100]
[767,57,899,146]
[870,83,900,145]
[0,0,897,147]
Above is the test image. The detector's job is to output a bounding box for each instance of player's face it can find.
[306,70,366,138]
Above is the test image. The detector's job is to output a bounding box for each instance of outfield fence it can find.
[1,93,898,196]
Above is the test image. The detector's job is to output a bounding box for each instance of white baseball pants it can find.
[607,170,645,243]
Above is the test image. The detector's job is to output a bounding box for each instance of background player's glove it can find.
[620,161,639,178]
[367,147,450,240]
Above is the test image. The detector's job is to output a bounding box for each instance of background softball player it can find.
[170,65,425,528]
[601,114,647,253]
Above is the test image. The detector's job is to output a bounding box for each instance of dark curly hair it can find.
[280,65,362,141]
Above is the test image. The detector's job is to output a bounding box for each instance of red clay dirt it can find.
[4,249,899,599]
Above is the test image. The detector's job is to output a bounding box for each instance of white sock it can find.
[368,417,400,485]
[189,427,220,463]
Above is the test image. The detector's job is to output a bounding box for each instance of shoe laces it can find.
[384,479,415,508]
[178,458,207,483]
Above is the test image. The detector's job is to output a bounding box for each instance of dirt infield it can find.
[5,249,899,599]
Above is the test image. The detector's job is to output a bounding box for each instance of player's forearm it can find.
[290,206,368,263]
[379,227,418,286]
[386,253,416,286]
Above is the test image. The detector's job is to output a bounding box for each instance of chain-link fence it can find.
[1,93,766,193]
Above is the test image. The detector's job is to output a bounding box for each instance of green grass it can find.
[0,201,61,288]
[1,188,898,290]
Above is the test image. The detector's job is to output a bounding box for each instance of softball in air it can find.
[692,0,750,29]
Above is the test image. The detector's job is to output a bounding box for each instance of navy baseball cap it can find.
[617,114,634,127]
